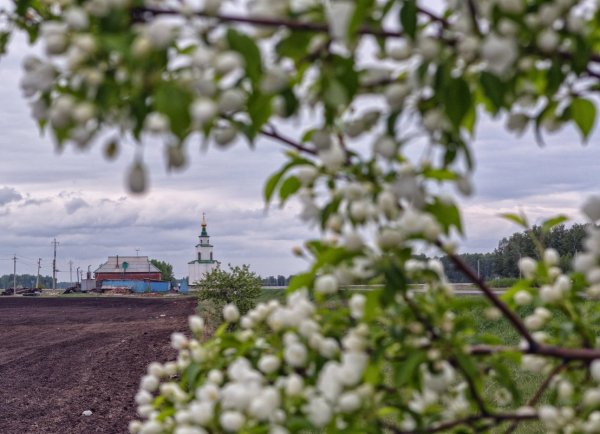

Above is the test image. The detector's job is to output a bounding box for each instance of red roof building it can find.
[94,256,161,285]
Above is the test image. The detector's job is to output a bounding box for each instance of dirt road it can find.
[0,296,196,434]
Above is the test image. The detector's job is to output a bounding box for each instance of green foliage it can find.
[195,264,262,315]
[150,259,175,283]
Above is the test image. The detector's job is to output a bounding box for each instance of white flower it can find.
[189,316,205,334]
[387,40,412,60]
[285,374,304,396]
[258,355,280,374]
[524,314,544,330]
[304,395,332,427]
[418,37,439,61]
[189,401,214,425]
[540,284,562,303]
[312,130,332,150]
[65,7,89,30]
[190,99,217,125]
[373,135,397,159]
[145,112,169,134]
[506,113,529,135]
[296,166,319,186]
[537,29,559,53]
[284,342,308,367]
[261,67,289,93]
[497,0,525,14]
[214,52,244,75]
[518,257,537,279]
[171,332,188,350]
[583,196,600,222]
[350,201,370,223]
[378,228,403,250]
[319,143,346,171]
[315,274,338,294]
[349,294,366,319]
[248,387,281,421]
[422,109,443,132]
[140,375,159,392]
[196,383,220,402]
[220,411,245,432]
[325,1,355,43]
[481,34,518,75]
[213,125,238,146]
[591,360,600,382]
[128,161,147,194]
[135,389,153,405]
[140,420,163,434]
[514,290,532,306]
[144,20,175,48]
[218,89,246,113]
[223,304,240,322]
[338,392,361,412]
[384,84,409,110]
[538,405,561,430]
[207,369,224,385]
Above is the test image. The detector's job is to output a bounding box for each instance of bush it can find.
[196,264,261,316]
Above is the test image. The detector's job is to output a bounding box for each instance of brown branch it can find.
[402,294,490,416]
[132,7,404,39]
[260,126,317,156]
[470,343,600,361]
[387,412,538,434]
[436,241,538,351]
[503,362,567,434]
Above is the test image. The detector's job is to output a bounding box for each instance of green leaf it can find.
[348,0,374,38]
[400,0,418,39]
[154,83,192,140]
[278,176,301,205]
[264,170,286,205]
[541,215,569,234]
[499,212,529,229]
[570,97,596,142]
[425,198,463,235]
[444,77,471,130]
[422,168,458,181]
[479,72,505,113]
[394,352,425,388]
[0,31,10,56]
[276,31,314,64]
[227,28,262,86]
[246,92,273,141]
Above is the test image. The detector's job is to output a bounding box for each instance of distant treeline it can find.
[439,223,587,282]
[261,275,293,287]
[0,274,54,289]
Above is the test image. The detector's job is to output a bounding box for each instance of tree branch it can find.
[386,412,538,434]
[436,241,539,351]
[132,7,404,39]
[260,126,317,156]
[503,362,567,434]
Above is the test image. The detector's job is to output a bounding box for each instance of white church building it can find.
[188,214,219,285]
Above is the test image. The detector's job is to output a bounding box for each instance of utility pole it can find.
[51,238,59,290]
[69,260,73,286]
[136,248,140,256]
[36,258,41,289]
[76,266,80,284]
[12,254,16,295]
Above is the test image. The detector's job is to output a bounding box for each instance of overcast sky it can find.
[0,31,598,282]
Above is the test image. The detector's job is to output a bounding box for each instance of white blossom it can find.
[223,304,240,322]
[481,34,518,75]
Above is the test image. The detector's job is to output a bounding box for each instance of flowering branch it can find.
[503,362,567,434]
[260,126,317,156]
[392,412,538,434]
[131,7,405,39]
[437,241,539,350]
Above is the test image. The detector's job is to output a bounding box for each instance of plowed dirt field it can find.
[0,296,196,434]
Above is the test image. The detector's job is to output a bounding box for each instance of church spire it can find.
[201,213,209,237]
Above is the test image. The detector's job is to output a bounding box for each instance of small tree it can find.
[196,264,261,315]
[150,259,175,283]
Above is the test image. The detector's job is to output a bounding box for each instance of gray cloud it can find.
[0,187,22,206]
